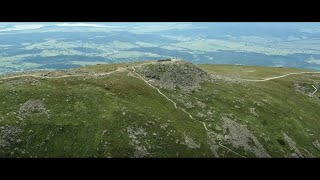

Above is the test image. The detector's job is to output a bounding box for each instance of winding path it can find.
[2,66,318,83]
[242,72,320,82]
[0,69,121,81]
[132,66,245,157]
[202,122,246,158]
[3,64,317,157]
[131,67,194,119]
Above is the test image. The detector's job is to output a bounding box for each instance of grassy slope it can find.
[199,64,312,80]
[0,65,211,157]
[166,64,320,157]
[0,62,319,157]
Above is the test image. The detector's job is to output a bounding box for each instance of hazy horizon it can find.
[1,22,320,74]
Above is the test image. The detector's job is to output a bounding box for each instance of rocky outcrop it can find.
[126,126,150,157]
[294,82,319,95]
[312,140,320,150]
[18,99,50,121]
[183,134,200,149]
[135,59,210,92]
[0,125,22,149]
[222,117,270,158]
[283,133,304,158]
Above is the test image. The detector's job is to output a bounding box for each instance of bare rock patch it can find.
[0,125,22,148]
[6,78,40,86]
[18,99,50,120]
[222,117,270,157]
[312,140,320,150]
[135,59,210,92]
[126,126,150,158]
[283,133,303,157]
[183,134,200,149]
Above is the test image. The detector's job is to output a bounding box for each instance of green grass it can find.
[0,61,319,157]
[163,67,320,157]
[0,69,212,157]
[198,64,314,79]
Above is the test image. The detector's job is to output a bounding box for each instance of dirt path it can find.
[0,69,122,81]
[202,122,246,158]
[132,66,244,157]
[243,72,320,82]
[131,67,194,119]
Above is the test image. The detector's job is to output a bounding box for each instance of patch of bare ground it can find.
[294,83,312,95]
[197,112,206,118]
[294,82,319,98]
[134,60,210,92]
[17,99,50,121]
[183,134,200,149]
[126,126,151,158]
[312,140,320,150]
[201,122,223,157]
[222,117,270,157]
[283,133,314,158]
[0,125,22,149]
[5,78,40,86]
[206,132,220,157]
[197,101,206,108]
[176,97,194,109]
[283,133,304,157]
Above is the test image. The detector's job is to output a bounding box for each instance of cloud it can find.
[0,24,44,32]
[55,23,107,28]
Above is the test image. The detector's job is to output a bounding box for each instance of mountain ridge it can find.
[0,59,320,157]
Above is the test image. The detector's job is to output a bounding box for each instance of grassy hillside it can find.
[199,64,312,80]
[0,60,319,157]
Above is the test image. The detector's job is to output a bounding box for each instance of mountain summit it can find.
[134,58,210,92]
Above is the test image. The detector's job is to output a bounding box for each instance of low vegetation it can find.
[0,59,319,157]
